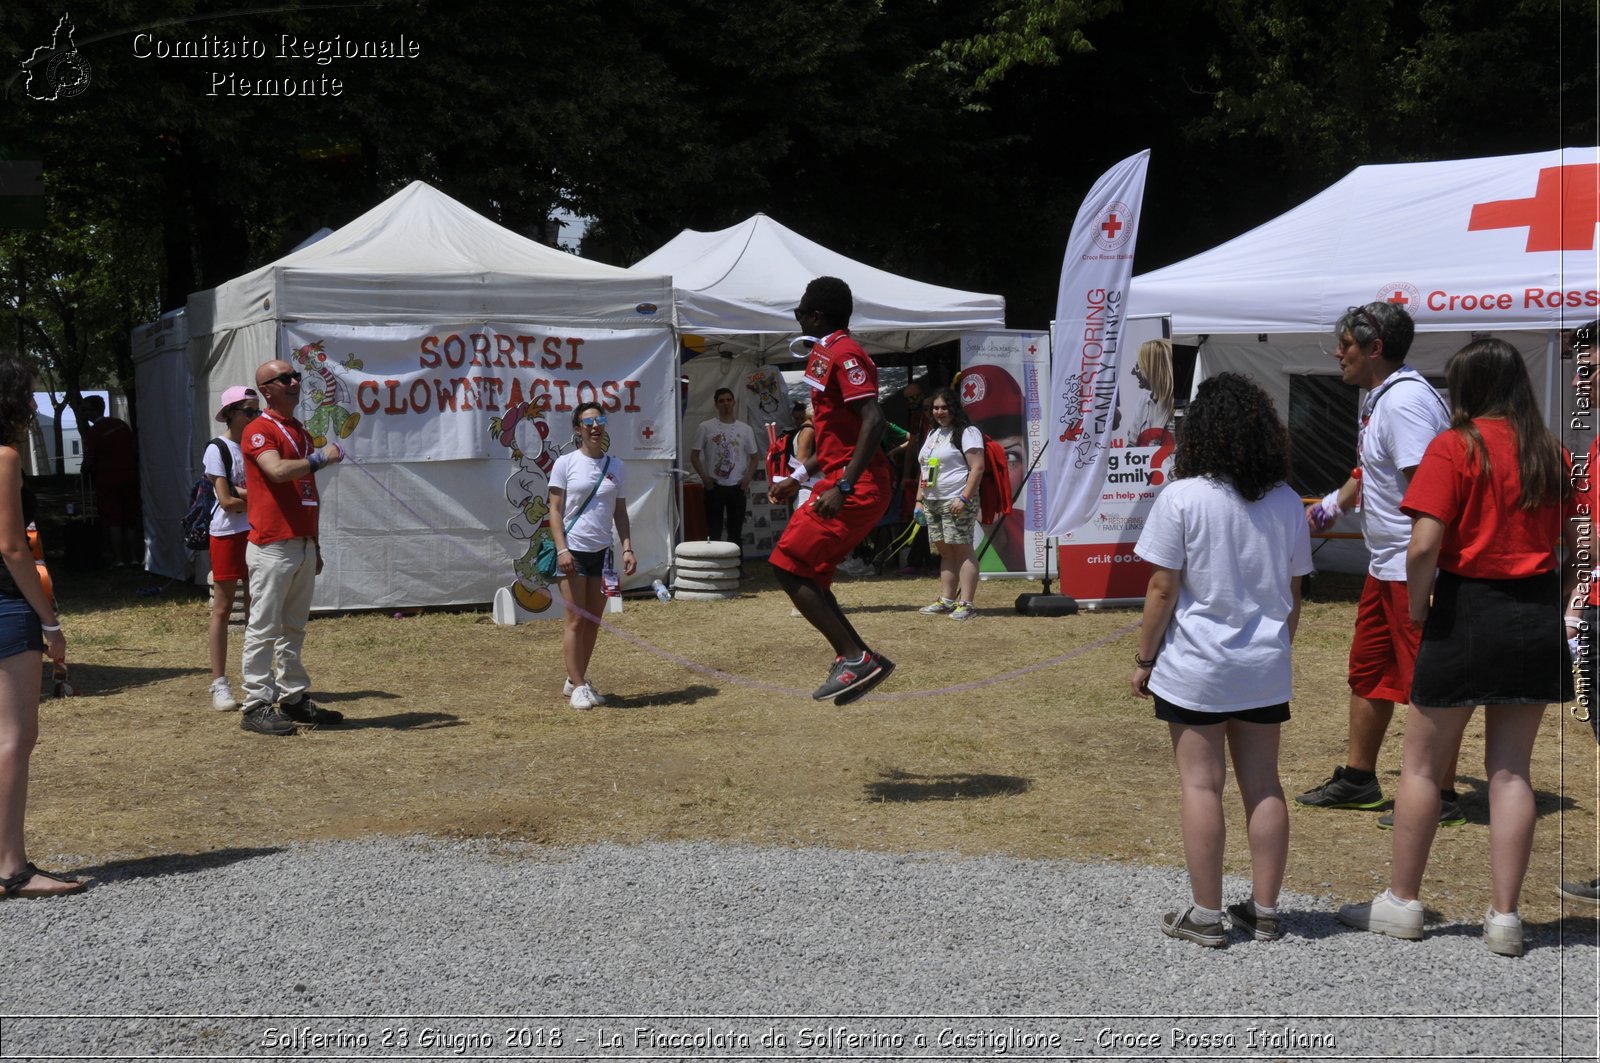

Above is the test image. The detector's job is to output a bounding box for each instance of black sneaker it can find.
[1160,907,1227,948]
[1376,792,1466,829]
[281,695,344,726]
[1294,766,1384,809]
[240,703,296,736]
[1226,900,1283,941]
[1557,876,1600,906]
[812,652,895,706]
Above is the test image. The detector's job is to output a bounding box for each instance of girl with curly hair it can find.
[1339,338,1577,957]
[0,352,79,898]
[1131,372,1312,947]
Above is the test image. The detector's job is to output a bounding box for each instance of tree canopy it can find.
[1,0,1591,391]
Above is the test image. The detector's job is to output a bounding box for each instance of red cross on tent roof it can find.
[1468,163,1599,252]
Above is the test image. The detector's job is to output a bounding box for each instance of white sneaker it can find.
[1337,889,1424,940]
[569,682,599,710]
[562,679,605,705]
[1483,908,1524,957]
[209,677,239,712]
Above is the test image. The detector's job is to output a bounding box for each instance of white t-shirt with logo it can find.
[1359,367,1449,580]
[1134,477,1314,712]
[693,418,757,487]
[919,425,984,502]
[203,437,249,537]
[549,450,626,553]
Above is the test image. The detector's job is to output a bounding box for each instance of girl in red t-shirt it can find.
[1339,337,1577,957]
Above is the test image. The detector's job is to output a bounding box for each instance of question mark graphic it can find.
[1138,427,1176,486]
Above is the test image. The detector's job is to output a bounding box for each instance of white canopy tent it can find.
[182,181,677,612]
[1127,146,1599,569]
[1129,146,1599,396]
[131,307,192,580]
[632,214,1007,359]
[631,213,1006,556]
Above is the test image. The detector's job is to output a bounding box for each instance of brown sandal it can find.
[0,862,86,899]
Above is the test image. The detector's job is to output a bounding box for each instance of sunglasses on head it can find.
[1348,305,1383,336]
[578,414,607,428]
[264,370,302,388]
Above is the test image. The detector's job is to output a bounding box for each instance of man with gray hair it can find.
[1297,302,1459,825]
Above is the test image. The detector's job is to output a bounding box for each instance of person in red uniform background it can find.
[768,277,896,706]
[79,395,141,566]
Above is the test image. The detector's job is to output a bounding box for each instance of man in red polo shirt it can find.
[768,277,895,705]
[238,358,345,736]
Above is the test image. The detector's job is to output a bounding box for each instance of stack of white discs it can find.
[673,541,742,600]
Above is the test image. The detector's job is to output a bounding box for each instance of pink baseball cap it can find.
[215,385,258,422]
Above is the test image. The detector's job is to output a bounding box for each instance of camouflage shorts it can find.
[925,496,976,545]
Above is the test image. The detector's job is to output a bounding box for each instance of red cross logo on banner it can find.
[1100,213,1123,240]
[640,424,655,441]
[1468,163,1600,252]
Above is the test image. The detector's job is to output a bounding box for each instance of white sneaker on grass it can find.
[209,677,239,711]
[562,678,605,705]
[1337,889,1423,940]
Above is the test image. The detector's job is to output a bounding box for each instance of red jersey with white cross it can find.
[242,411,320,545]
[802,330,890,480]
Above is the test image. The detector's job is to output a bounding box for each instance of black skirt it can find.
[1410,569,1574,707]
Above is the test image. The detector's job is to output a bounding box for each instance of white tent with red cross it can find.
[1127,146,1597,417]
[1127,145,1598,569]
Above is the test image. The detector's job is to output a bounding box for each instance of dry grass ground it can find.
[26,562,1599,926]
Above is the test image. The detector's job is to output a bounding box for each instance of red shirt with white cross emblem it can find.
[802,330,890,481]
[242,411,321,545]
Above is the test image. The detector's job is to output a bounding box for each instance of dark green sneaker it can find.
[1294,766,1384,809]
[1226,900,1283,941]
[1376,792,1465,829]
[1160,907,1227,948]
[1557,877,1600,906]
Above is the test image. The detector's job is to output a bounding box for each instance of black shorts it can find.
[1411,569,1574,708]
[1153,692,1290,726]
[566,548,609,579]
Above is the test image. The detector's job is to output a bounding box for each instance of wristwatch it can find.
[835,478,853,496]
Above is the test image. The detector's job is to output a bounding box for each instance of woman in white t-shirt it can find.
[913,388,986,621]
[204,386,257,712]
[1131,373,1314,948]
[548,401,634,710]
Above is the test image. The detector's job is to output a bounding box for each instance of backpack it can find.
[976,434,1014,525]
[764,422,799,483]
[181,438,232,551]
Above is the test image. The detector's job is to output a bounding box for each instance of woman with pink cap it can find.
[205,385,257,711]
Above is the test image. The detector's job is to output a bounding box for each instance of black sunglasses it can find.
[794,307,814,324]
[264,370,302,388]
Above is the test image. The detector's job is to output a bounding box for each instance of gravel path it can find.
[2,838,1596,1061]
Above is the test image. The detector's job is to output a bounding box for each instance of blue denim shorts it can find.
[0,594,44,659]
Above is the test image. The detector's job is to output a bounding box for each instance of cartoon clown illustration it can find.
[290,340,362,446]
[490,398,560,617]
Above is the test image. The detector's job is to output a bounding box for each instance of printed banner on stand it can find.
[280,322,678,462]
[1054,315,1173,600]
[1044,148,1151,539]
[958,330,1051,577]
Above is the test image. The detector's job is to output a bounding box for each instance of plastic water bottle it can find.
[652,579,672,603]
